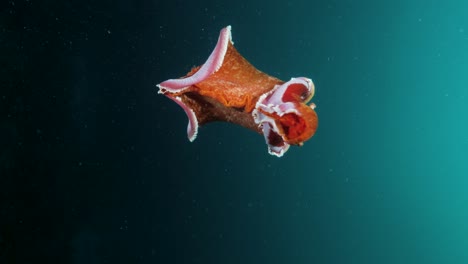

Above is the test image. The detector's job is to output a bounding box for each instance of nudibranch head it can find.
[253,77,318,157]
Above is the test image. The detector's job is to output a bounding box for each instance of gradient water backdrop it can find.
[1,0,467,263]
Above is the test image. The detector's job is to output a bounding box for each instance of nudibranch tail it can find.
[157,26,232,93]
[157,26,233,141]
[165,96,199,142]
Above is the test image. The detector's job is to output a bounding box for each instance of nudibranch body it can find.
[157,26,318,157]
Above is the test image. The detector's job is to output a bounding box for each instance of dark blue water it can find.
[1,1,467,263]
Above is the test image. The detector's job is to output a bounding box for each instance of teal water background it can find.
[159,1,468,263]
[2,0,467,263]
